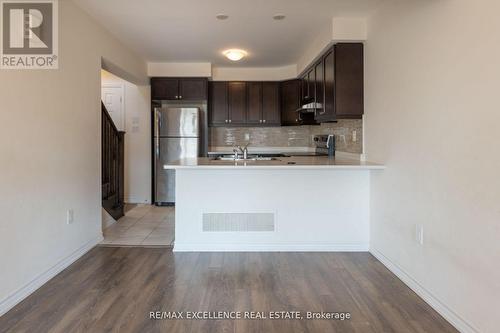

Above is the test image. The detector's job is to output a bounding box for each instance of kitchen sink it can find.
[210,153,286,158]
[212,155,280,161]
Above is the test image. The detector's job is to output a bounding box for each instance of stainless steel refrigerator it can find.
[154,107,200,205]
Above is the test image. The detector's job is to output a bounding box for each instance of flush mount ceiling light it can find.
[223,49,247,61]
[273,14,286,20]
[216,13,229,20]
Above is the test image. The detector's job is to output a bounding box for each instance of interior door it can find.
[101,85,124,131]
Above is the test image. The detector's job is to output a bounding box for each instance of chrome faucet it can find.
[233,143,249,160]
[232,146,240,160]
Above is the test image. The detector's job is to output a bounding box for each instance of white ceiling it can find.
[74,0,382,67]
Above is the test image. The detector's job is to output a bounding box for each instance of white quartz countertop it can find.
[208,146,317,154]
[164,156,385,170]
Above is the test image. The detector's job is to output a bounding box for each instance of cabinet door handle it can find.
[229,119,232,123]
[225,119,228,123]
[259,120,262,123]
[175,95,178,99]
[263,119,266,123]
[179,96,182,99]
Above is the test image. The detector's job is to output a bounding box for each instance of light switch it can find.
[67,209,74,225]
[415,224,424,245]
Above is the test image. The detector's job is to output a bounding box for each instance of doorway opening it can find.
[100,69,174,247]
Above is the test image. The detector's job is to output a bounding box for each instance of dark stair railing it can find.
[101,102,125,220]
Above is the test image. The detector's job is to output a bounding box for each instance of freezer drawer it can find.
[155,137,199,203]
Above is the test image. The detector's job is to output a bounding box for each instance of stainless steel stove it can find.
[312,134,336,158]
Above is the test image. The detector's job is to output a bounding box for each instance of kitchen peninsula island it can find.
[164,156,384,252]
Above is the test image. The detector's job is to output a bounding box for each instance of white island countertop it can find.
[164,156,385,170]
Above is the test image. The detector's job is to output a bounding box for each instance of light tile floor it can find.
[100,204,174,247]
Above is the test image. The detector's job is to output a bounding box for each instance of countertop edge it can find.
[163,156,385,170]
[164,164,386,170]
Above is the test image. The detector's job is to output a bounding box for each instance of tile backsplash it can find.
[209,119,363,154]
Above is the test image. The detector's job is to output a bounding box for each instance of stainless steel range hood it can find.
[295,102,323,113]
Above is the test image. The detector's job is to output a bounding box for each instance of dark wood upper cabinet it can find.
[315,60,324,111]
[209,81,228,125]
[307,68,315,101]
[317,48,335,122]
[228,82,247,125]
[151,78,178,100]
[308,43,364,122]
[151,78,207,100]
[246,82,262,125]
[334,43,364,119]
[262,82,280,125]
[300,69,315,102]
[206,44,364,127]
[209,81,280,127]
[300,74,308,101]
[179,79,207,100]
[280,79,301,126]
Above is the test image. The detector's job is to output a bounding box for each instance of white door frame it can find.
[101,83,125,130]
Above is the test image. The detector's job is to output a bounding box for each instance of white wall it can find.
[101,70,151,204]
[297,18,367,74]
[147,62,297,81]
[211,65,297,81]
[365,1,500,332]
[0,0,147,314]
[296,22,333,75]
[147,62,212,77]
[331,18,367,41]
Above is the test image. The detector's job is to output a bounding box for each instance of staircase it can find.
[102,102,125,220]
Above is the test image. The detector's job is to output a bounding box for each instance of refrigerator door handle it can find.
[154,107,161,138]
[155,137,160,158]
[153,108,161,204]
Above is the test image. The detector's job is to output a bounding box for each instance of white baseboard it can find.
[174,242,369,252]
[370,248,479,333]
[0,235,103,317]
[124,197,151,204]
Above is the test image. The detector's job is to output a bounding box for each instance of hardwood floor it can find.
[0,248,457,333]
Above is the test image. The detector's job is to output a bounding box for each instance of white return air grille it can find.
[202,213,275,232]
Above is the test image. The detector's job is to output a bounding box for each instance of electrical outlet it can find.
[244,133,250,141]
[67,209,74,225]
[415,224,424,245]
[352,130,357,142]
